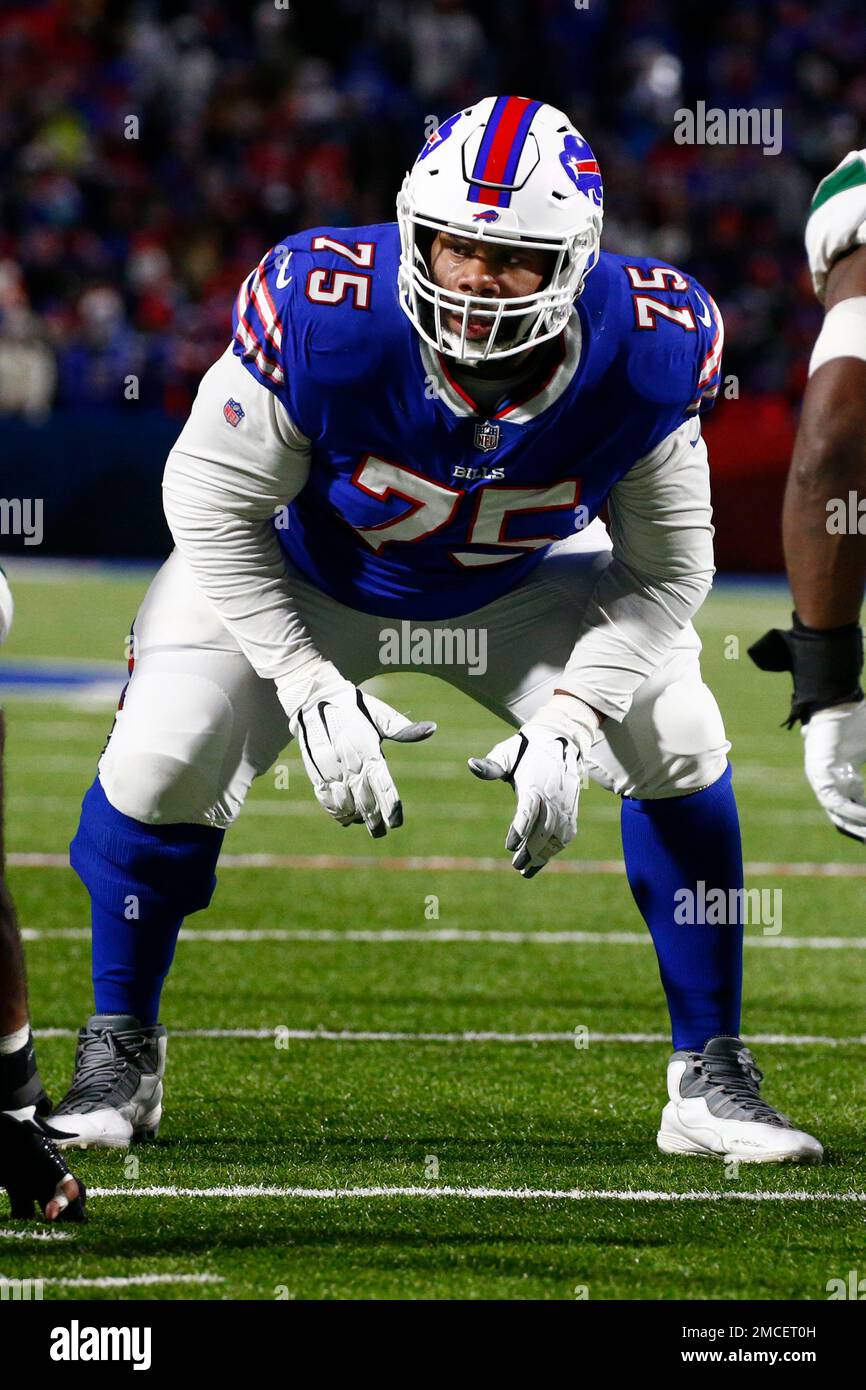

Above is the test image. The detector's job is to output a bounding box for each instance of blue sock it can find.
[70,778,225,1026]
[620,764,744,1052]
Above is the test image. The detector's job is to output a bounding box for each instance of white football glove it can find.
[287,678,436,838]
[802,700,866,842]
[468,693,598,877]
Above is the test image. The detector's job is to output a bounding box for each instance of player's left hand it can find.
[468,695,598,877]
[802,699,866,842]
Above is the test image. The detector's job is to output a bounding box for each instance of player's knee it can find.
[100,751,222,824]
[98,672,235,825]
[636,678,731,798]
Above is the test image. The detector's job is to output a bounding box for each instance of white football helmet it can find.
[397,95,603,364]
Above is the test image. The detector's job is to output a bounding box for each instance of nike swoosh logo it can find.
[694,292,712,327]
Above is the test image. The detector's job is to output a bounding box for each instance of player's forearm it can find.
[559,561,713,718]
[782,447,866,629]
[559,423,715,719]
[782,353,866,631]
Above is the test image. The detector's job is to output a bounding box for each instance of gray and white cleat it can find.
[657,1035,823,1164]
[49,1014,166,1150]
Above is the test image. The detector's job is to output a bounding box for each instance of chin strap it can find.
[748,613,864,726]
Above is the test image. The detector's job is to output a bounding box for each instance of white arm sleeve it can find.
[559,420,715,721]
[162,346,338,702]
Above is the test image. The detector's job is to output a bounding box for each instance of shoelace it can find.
[58,1030,136,1107]
[694,1047,783,1123]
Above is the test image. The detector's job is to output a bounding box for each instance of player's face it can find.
[429,231,550,342]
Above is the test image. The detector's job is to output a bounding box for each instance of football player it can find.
[0,569,86,1221]
[750,152,866,839]
[51,98,821,1163]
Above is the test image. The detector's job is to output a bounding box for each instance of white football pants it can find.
[98,521,730,828]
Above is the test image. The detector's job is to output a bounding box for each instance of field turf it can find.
[0,564,863,1300]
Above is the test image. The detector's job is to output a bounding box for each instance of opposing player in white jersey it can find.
[50,98,822,1163]
[750,151,866,838]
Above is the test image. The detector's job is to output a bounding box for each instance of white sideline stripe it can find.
[0,1227,72,1241]
[85,1185,866,1203]
[44,1274,225,1288]
[31,1027,866,1045]
[19,926,866,949]
[9,852,866,878]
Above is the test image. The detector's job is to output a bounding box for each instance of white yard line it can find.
[31,1027,866,1045]
[9,851,866,877]
[0,1227,72,1241]
[42,1273,225,1288]
[85,1185,866,1203]
[19,926,866,949]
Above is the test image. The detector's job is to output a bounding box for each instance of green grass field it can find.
[1,565,864,1300]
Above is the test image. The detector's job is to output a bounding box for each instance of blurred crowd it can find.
[1,0,865,421]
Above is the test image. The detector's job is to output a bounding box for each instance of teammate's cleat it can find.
[0,1028,52,1117]
[49,1014,167,1150]
[0,1112,87,1221]
[657,1035,823,1164]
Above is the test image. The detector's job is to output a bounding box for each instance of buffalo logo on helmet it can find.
[418,111,463,162]
[472,209,500,222]
[559,133,603,206]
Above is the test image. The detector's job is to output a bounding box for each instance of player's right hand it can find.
[288,682,436,837]
[802,700,866,842]
[0,1113,87,1223]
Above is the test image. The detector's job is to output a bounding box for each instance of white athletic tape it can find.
[809,295,866,374]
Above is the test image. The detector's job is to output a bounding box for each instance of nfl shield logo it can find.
[473,420,500,452]
[223,397,245,427]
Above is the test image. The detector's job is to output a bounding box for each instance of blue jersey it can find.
[231,223,722,620]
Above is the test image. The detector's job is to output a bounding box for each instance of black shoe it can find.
[50,1014,166,1150]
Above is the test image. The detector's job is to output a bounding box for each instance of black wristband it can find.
[748,614,864,726]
